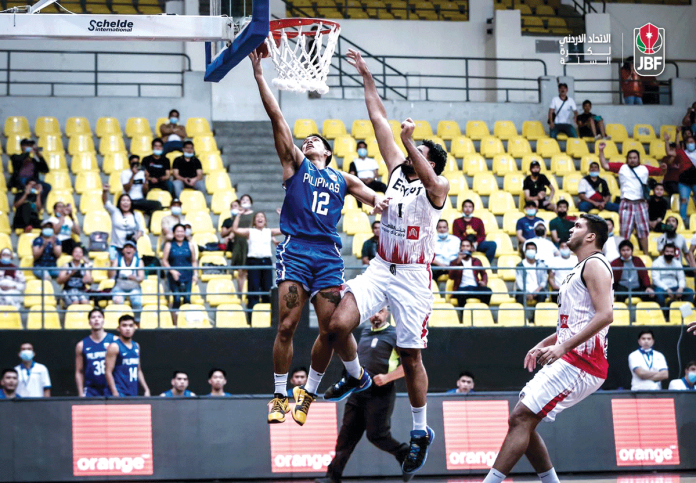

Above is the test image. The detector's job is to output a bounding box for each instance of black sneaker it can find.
[323,368,372,401]
[402,426,435,474]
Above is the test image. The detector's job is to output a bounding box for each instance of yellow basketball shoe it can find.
[292,386,317,426]
[267,393,290,424]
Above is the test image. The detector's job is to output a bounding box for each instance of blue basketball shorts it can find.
[276,236,345,297]
[84,385,111,397]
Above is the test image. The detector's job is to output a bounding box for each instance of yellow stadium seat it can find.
[17,233,38,260]
[493,121,518,141]
[507,136,532,158]
[0,216,10,236]
[488,191,516,215]
[595,139,619,157]
[150,210,171,236]
[489,279,515,307]
[496,302,526,326]
[480,136,504,158]
[193,135,219,154]
[95,117,122,138]
[79,190,105,214]
[351,119,374,140]
[497,254,521,281]
[443,155,460,174]
[206,278,241,307]
[429,136,448,152]
[660,125,677,142]
[474,209,500,233]
[522,16,545,32]
[140,278,167,307]
[352,232,373,258]
[551,154,576,175]
[0,305,22,329]
[333,134,357,158]
[551,190,575,211]
[437,120,462,141]
[200,152,224,174]
[63,304,92,329]
[186,118,212,137]
[503,173,525,195]
[472,172,498,195]
[487,232,516,257]
[522,121,546,141]
[39,134,64,153]
[98,134,125,156]
[669,301,696,325]
[343,210,371,235]
[100,152,127,175]
[198,254,229,282]
[45,171,73,192]
[206,171,232,194]
[430,303,461,327]
[466,121,490,140]
[622,138,646,156]
[45,191,76,215]
[322,119,347,139]
[34,116,61,137]
[188,210,215,234]
[467,303,495,327]
[462,153,487,176]
[154,117,168,137]
[605,124,628,142]
[27,305,60,329]
[251,303,272,328]
[522,154,547,173]
[216,304,249,328]
[125,117,152,138]
[178,304,212,328]
[146,188,171,209]
[4,116,30,137]
[210,189,237,215]
[562,173,583,195]
[536,138,561,158]
[71,152,98,174]
[633,124,656,143]
[635,302,665,325]
[649,139,667,159]
[42,152,67,172]
[412,120,434,140]
[455,191,482,213]
[294,119,318,139]
[5,134,24,156]
[451,136,476,158]
[129,135,153,157]
[105,171,123,195]
[24,280,55,308]
[610,302,630,326]
[565,138,589,158]
[179,190,207,214]
[104,304,134,329]
[74,171,102,194]
[83,210,112,236]
[534,302,558,326]
[580,154,600,174]
[140,305,174,329]
[65,117,91,137]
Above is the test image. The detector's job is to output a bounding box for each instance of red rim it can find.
[269,18,340,39]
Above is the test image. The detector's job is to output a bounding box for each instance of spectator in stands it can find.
[576,100,609,140]
[577,162,619,213]
[446,371,475,394]
[32,220,62,280]
[657,216,696,267]
[109,240,144,314]
[668,360,696,390]
[516,201,544,246]
[628,330,667,390]
[524,222,559,265]
[172,141,206,198]
[599,141,666,255]
[611,240,654,301]
[0,248,25,309]
[648,183,670,232]
[660,132,680,196]
[548,240,578,303]
[433,219,461,278]
[652,242,694,311]
[160,198,187,243]
[221,197,254,291]
[453,199,497,261]
[362,221,380,265]
[142,138,175,197]
[207,368,231,397]
[162,224,198,315]
[620,57,643,105]
[523,160,555,211]
[10,138,51,205]
[102,187,144,261]
[515,241,549,310]
[603,218,624,262]
[548,83,578,139]
[161,371,195,397]
[349,141,387,193]
[232,211,281,310]
[160,109,187,155]
[49,201,80,254]
[15,343,51,397]
[12,180,43,232]
[449,238,491,306]
[682,102,696,136]
[668,130,696,224]
[0,368,20,399]
[120,155,163,216]
[288,366,308,397]
[57,245,93,307]
[549,200,574,245]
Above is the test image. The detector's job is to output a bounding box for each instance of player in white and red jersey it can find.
[482,214,614,483]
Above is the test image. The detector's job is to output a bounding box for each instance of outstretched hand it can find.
[345,49,370,77]
[249,49,263,76]
[401,117,416,140]
[688,321,696,334]
[371,196,390,216]
[597,141,606,151]
[524,348,540,372]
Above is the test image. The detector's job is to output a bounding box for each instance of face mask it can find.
[357,148,368,158]
[241,202,252,209]
[621,255,632,261]
[42,228,54,237]
[560,248,570,258]
[1,256,11,264]
[688,372,696,384]
[608,232,614,237]
[462,250,472,257]
[464,212,472,218]
[664,255,674,262]
[170,117,179,124]
[20,350,34,362]
[687,143,696,152]
[534,228,546,237]
[24,147,33,153]
[153,149,163,156]
[558,211,567,219]
[171,207,182,216]
[525,250,536,260]
[438,233,448,240]
[185,228,192,237]
[589,171,599,178]
[30,188,37,195]
[231,209,239,217]
[526,209,537,217]
[184,152,194,158]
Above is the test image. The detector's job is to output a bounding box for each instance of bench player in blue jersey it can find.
[75,308,116,397]
[105,315,151,397]
[161,370,196,397]
[250,50,389,426]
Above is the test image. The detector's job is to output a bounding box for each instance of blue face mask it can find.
[525,249,536,260]
[526,209,537,217]
[1,257,11,264]
[184,152,194,158]
[20,350,34,362]
[438,232,448,240]
[357,148,368,158]
[688,372,696,384]
[171,207,182,216]
[687,142,696,152]
[464,212,472,218]
[24,147,33,153]
[560,248,571,257]
[153,149,163,156]
[170,117,179,124]
[589,171,599,178]
[42,228,54,237]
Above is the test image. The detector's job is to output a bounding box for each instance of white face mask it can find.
[241,202,252,210]
[185,228,192,237]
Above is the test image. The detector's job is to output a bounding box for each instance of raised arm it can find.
[232,213,251,238]
[400,118,449,206]
[597,142,610,171]
[344,173,389,215]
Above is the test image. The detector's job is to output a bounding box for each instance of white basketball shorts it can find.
[519,359,604,422]
[343,255,433,349]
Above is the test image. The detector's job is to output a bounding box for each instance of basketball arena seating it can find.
[287,0,468,21]
[0,0,163,14]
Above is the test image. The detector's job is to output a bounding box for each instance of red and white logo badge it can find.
[406,226,420,240]
[633,23,665,77]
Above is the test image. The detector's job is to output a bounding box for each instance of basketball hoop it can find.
[265,18,340,95]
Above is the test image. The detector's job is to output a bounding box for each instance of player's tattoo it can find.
[284,285,300,309]
[319,289,341,307]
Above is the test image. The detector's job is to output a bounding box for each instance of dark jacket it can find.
[610,256,651,290]
[449,256,487,288]
[10,153,49,189]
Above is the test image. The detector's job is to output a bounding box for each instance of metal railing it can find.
[284,0,468,21]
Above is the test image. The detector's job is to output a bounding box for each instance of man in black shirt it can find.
[10,138,51,205]
[648,183,670,232]
[361,221,380,265]
[141,138,175,197]
[317,308,409,483]
[577,100,609,140]
[523,160,555,211]
[172,141,206,198]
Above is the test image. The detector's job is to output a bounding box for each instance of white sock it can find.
[304,367,324,395]
[482,468,507,483]
[538,468,559,483]
[274,373,288,396]
[411,404,427,431]
[342,356,362,379]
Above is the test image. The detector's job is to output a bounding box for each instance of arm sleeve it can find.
[607,162,624,173]
[104,200,117,215]
[628,352,641,371]
[646,165,663,176]
[42,366,52,389]
[667,379,680,390]
[387,349,400,373]
[120,170,131,185]
[656,352,668,371]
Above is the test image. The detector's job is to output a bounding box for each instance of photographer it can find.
[449,238,491,307]
[57,244,93,306]
[48,201,81,255]
[120,155,163,216]
[12,180,43,232]
[102,185,144,261]
[32,220,62,280]
[10,138,51,205]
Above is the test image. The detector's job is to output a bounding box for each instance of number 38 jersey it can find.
[82,333,116,391]
[280,158,347,248]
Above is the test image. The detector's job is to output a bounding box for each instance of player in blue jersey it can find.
[161,370,196,397]
[250,50,389,426]
[105,315,150,397]
[75,308,116,397]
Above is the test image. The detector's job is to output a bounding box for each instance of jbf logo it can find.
[633,23,665,76]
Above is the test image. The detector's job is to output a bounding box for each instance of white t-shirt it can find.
[617,164,651,201]
[549,96,577,124]
[657,233,688,261]
[247,228,273,259]
[550,254,579,288]
[667,378,694,390]
[352,156,379,179]
[603,235,623,262]
[628,348,668,390]
[15,361,51,397]
[120,169,147,201]
[47,215,74,242]
[434,234,462,266]
[458,258,477,288]
[524,237,559,265]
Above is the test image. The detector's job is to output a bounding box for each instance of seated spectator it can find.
[610,240,654,301]
[548,240,578,303]
[0,368,21,399]
[516,201,544,246]
[433,219,461,278]
[161,370,195,397]
[0,249,25,309]
[141,138,175,197]
[12,180,43,232]
[682,102,696,136]
[515,242,550,307]
[57,245,93,306]
[361,221,380,265]
[10,138,51,205]
[449,239,491,306]
[220,196,255,291]
[549,200,574,245]
[32,220,62,280]
[162,224,198,313]
[453,199,497,262]
[49,201,80,254]
[628,330,667,391]
[524,222,559,265]
[668,360,696,390]
[288,366,308,397]
[523,161,555,211]
[120,155,163,216]
[548,83,578,139]
[576,100,609,140]
[602,218,624,262]
[207,368,232,397]
[648,183,670,232]
[657,216,696,267]
[160,109,187,155]
[620,57,643,105]
[172,141,206,198]
[102,187,144,261]
[446,371,475,395]
[349,142,387,193]
[109,240,144,314]
[15,343,51,397]
[161,198,187,243]
[577,162,619,213]
[652,242,694,311]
